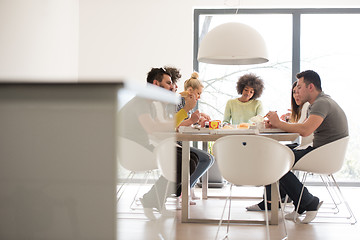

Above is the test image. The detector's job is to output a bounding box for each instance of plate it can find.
[214,128,258,134]
[178,126,212,134]
[259,128,286,133]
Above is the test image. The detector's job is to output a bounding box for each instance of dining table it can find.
[176,127,299,225]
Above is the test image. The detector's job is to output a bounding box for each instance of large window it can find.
[194,8,360,184]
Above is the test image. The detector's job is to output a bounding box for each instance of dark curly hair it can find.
[146,67,172,84]
[236,73,264,100]
[164,66,182,84]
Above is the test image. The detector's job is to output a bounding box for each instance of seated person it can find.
[140,68,214,217]
[223,73,265,124]
[281,81,313,149]
[175,72,214,199]
[248,70,347,223]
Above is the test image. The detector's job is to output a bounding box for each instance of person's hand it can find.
[264,119,273,128]
[200,112,211,121]
[183,93,197,112]
[265,111,280,128]
[189,110,200,124]
[280,109,291,122]
[198,116,207,127]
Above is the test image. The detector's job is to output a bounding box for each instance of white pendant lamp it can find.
[197,22,269,65]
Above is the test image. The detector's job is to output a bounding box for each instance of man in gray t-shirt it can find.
[249,70,348,224]
[309,92,348,148]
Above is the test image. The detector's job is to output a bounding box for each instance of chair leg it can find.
[282,195,289,209]
[319,175,340,214]
[225,184,233,238]
[129,171,151,210]
[215,184,232,240]
[325,174,343,206]
[117,171,152,219]
[296,172,356,224]
[128,170,163,211]
[263,186,270,240]
[294,172,308,222]
[117,171,135,201]
[162,180,171,212]
[330,174,357,224]
[276,182,288,240]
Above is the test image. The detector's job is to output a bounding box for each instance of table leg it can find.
[181,141,190,223]
[202,141,208,199]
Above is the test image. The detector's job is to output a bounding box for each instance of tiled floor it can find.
[117,183,359,240]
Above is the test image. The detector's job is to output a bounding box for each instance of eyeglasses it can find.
[159,67,171,77]
[159,67,167,73]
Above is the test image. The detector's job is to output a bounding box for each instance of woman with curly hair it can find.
[223,73,265,124]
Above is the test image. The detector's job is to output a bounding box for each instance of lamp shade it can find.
[197,22,269,65]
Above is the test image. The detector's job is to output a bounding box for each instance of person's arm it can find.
[175,109,188,127]
[223,100,232,124]
[175,93,197,128]
[256,100,265,117]
[177,110,200,127]
[266,111,323,137]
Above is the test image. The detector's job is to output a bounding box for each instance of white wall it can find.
[78,0,195,84]
[77,0,360,85]
[1,0,360,83]
[0,0,78,81]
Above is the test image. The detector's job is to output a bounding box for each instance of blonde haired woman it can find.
[177,72,210,127]
[176,72,214,202]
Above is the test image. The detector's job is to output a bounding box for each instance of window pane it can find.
[198,14,293,122]
[301,14,360,182]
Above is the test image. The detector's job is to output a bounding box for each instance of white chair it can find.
[155,138,201,210]
[152,101,167,122]
[292,136,357,224]
[213,135,295,240]
[154,138,178,214]
[117,137,159,211]
[154,138,177,183]
[133,137,178,221]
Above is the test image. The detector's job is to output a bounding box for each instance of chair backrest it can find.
[293,136,350,175]
[118,137,157,172]
[152,101,166,122]
[213,135,294,186]
[154,138,177,182]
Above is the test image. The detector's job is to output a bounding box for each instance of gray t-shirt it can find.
[118,97,155,151]
[308,92,348,148]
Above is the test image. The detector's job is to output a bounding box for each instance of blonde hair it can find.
[184,72,204,91]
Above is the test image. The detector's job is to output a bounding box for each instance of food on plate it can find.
[222,124,234,129]
[237,123,250,129]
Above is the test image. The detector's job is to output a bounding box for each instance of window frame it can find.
[193,8,360,186]
[194,8,360,82]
